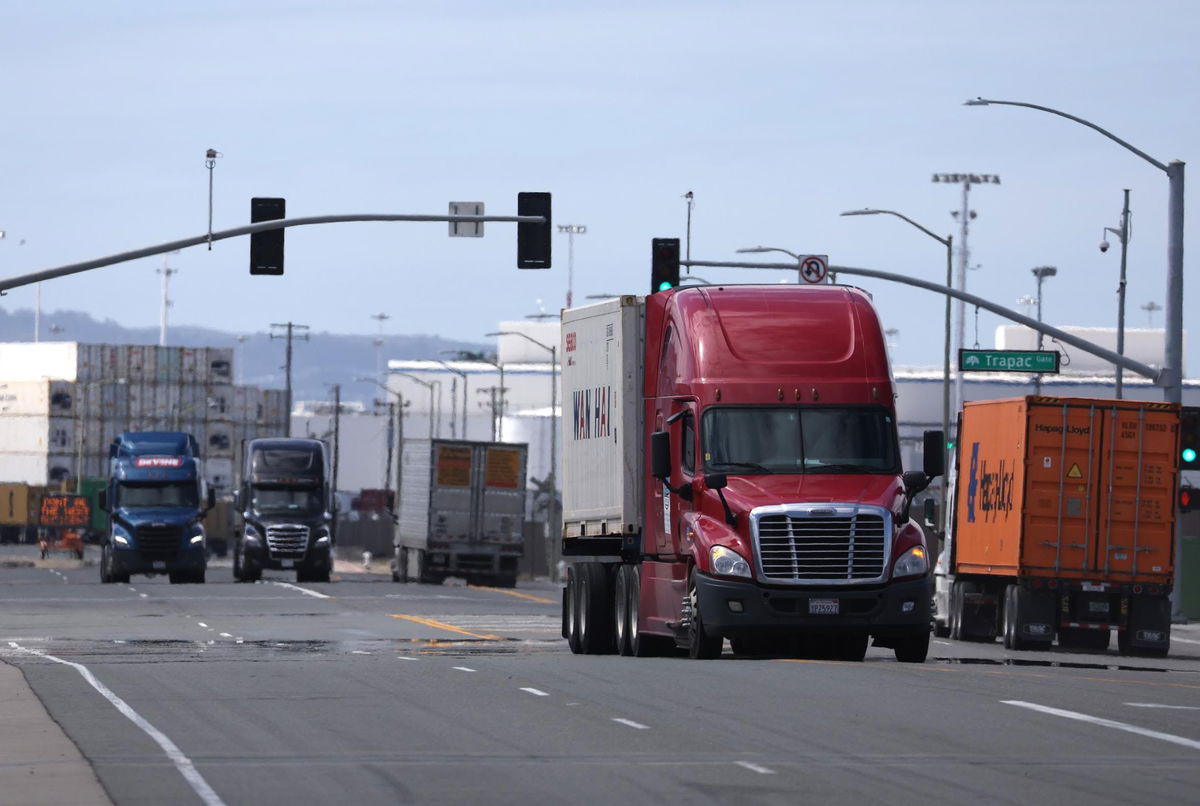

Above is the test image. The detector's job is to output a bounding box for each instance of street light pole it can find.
[841,208,953,537]
[1103,189,1133,399]
[558,224,587,309]
[434,359,469,440]
[356,376,408,509]
[965,97,1184,406]
[1031,266,1058,395]
[395,372,436,439]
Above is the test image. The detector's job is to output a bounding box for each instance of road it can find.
[2,548,1199,805]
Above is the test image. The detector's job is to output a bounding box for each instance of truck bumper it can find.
[695,572,932,638]
[427,547,521,579]
[246,542,331,572]
[112,544,207,575]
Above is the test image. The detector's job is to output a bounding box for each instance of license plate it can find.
[1088,601,1110,614]
[152,561,166,571]
[809,598,839,615]
[281,559,294,568]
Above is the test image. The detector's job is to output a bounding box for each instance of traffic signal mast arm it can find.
[685,259,1162,385]
[0,211,549,295]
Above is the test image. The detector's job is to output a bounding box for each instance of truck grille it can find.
[751,505,890,585]
[136,524,183,561]
[266,525,309,558]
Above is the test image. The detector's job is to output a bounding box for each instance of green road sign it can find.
[958,349,1060,373]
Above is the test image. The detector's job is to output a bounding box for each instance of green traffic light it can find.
[657,281,674,292]
[1184,447,1197,464]
[946,441,955,451]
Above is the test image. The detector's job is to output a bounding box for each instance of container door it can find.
[1023,401,1105,576]
[478,445,526,549]
[1095,404,1176,582]
[430,443,474,548]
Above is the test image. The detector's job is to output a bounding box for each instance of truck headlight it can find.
[314,528,331,547]
[710,545,751,578]
[244,525,262,546]
[112,525,131,547]
[893,545,928,578]
[189,524,206,545]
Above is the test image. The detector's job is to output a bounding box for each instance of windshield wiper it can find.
[709,460,770,473]
[804,463,878,473]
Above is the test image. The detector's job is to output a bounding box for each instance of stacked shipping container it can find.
[0,343,289,490]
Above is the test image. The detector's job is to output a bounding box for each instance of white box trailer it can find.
[393,438,528,587]
[560,296,644,541]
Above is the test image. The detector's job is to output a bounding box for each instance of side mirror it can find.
[923,430,945,478]
[98,489,108,512]
[902,470,931,496]
[650,431,671,479]
[705,472,728,490]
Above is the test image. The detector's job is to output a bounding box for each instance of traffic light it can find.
[1181,406,1200,470]
[1180,486,1200,513]
[249,197,286,275]
[651,237,680,293]
[517,192,552,269]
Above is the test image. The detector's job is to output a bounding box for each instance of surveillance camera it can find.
[1099,240,1110,253]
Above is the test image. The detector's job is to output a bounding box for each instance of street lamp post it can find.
[558,224,587,309]
[357,376,408,510]
[1031,266,1058,395]
[1102,190,1133,399]
[434,358,469,440]
[965,97,1184,406]
[841,208,954,537]
[487,330,558,576]
[736,246,824,284]
[395,372,437,439]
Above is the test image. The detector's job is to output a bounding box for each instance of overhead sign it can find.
[449,202,484,237]
[800,255,829,284]
[959,349,1060,373]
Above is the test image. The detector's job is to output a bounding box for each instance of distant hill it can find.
[0,307,489,406]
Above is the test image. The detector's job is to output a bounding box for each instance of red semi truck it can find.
[560,284,943,661]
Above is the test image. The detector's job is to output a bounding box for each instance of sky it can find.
[1,0,1197,378]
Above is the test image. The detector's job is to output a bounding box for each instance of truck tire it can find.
[836,632,870,662]
[892,628,929,663]
[685,570,723,660]
[949,581,963,641]
[577,562,616,655]
[627,565,673,657]
[614,564,633,656]
[565,567,583,654]
[100,545,113,584]
[1119,595,1171,657]
[1004,584,1052,651]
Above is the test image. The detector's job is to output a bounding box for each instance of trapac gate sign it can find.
[959,349,1060,374]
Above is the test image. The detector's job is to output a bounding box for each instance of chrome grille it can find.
[135,524,183,560]
[266,524,309,558]
[752,505,890,585]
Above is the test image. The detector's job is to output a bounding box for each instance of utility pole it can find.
[330,383,341,544]
[934,172,1000,413]
[557,224,587,308]
[370,312,390,381]
[157,252,180,346]
[270,322,310,437]
[1102,190,1132,399]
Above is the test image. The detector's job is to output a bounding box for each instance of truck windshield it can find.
[115,481,200,508]
[702,406,899,474]
[252,487,324,515]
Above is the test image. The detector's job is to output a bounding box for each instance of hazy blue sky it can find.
[1,0,1196,373]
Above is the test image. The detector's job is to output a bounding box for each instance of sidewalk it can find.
[0,661,111,805]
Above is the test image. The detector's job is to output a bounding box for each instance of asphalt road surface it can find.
[2,548,1199,805]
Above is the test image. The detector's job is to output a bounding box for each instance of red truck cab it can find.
[562,284,942,661]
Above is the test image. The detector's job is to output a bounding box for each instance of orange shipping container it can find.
[953,396,1177,586]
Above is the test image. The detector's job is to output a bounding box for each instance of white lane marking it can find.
[1171,636,1200,645]
[219,633,233,639]
[736,761,776,775]
[7,641,226,806]
[933,640,952,646]
[269,581,332,600]
[396,656,418,661]
[197,622,208,629]
[1003,700,1200,751]
[520,687,550,697]
[351,650,370,655]
[139,593,149,599]
[1125,703,1200,711]
[453,666,477,673]
[612,718,650,730]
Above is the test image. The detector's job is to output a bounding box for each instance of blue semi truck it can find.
[98,431,214,584]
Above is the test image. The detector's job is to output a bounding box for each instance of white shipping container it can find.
[181,348,199,383]
[0,343,87,381]
[0,416,50,453]
[205,457,235,490]
[157,346,182,383]
[156,385,180,421]
[127,382,153,420]
[204,421,234,457]
[560,296,643,538]
[127,345,150,382]
[209,385,234,418]
[0,380,78,417]
[209,348,234,383]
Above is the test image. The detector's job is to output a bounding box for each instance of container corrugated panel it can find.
[127,345,149,382]
[157,347,181,384]
[560,296,644,537]
[0,416,50,453]
[954,396,1177,585]
[396,438,434,551]
[209,385,235,419]
[0,483,31,525]
[0,343,84,381]
[181,348,199,383]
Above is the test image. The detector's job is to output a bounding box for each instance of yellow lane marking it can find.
[390,614,501,640]
[466,585,556,604]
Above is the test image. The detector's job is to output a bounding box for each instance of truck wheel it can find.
[100,545,113,584]
[168,571,184,584]
[686,571,723,660]
[893,628,929,663]
[614,564,632,656]
[233,544,246,582]
[565,567,583,654]
[393,548,407,583]
[578,562,615,655]
[836,632,870,662]
[192,569,206,584]
[949,581,963,640]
